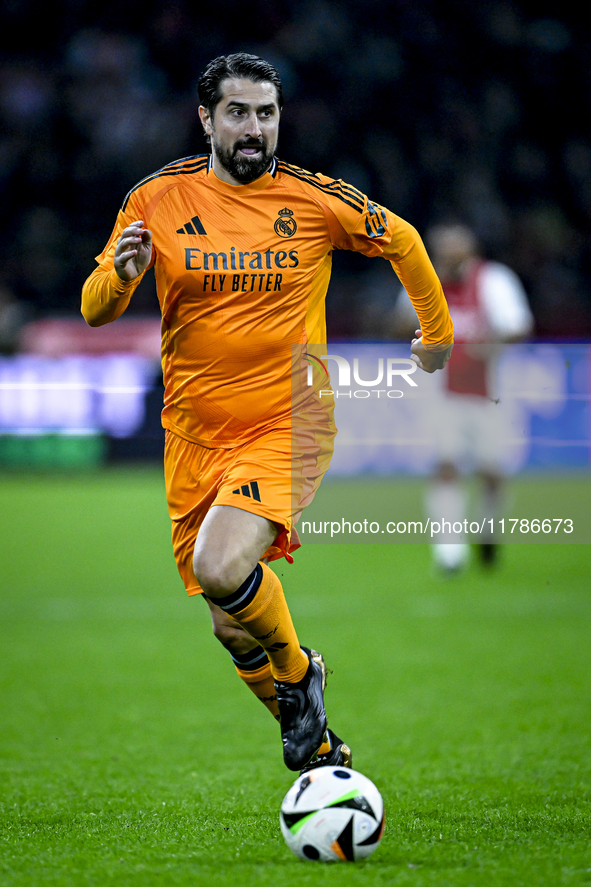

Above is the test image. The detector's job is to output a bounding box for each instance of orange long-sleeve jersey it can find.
[82,154,453,448]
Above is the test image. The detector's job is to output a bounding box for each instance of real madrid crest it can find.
[274,207,297,238]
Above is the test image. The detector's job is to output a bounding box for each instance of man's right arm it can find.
[81,220,153,327]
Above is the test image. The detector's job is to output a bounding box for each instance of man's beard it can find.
[213,138,276,184]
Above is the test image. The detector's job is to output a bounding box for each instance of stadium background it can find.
[1,1,590,334]
[1,1,590,470]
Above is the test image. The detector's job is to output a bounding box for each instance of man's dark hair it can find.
[198,52,284,115]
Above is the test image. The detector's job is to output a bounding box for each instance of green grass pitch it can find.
[1,468,590,886]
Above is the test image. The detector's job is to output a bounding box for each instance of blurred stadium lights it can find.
[0,355,157,437]
[0,318,162,467]
[1,323,589,472]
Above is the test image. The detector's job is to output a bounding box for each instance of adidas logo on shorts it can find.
[232,481,261,502]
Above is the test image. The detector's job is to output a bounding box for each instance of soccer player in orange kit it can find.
[82,53,453,773]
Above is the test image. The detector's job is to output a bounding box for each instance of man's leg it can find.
[193,504,327,770]
[205,595,352,769]
[427,460,469,572]
[476,468,503,566]
[204,595,280,720]
[193,504,309,682]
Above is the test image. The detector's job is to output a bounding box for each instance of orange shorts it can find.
[164,424,307,596]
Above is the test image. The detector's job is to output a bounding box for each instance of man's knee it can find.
[193,548,243,597]
[479,469,502,493]
[435,460,459,482]
[192,504,276,597]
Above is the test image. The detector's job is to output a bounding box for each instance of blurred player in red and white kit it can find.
[394,222,534,571]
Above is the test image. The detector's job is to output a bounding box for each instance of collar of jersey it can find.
[207,155,278,194]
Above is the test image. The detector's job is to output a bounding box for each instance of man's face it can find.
[199,78,280,185]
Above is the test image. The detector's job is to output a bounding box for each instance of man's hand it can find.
[410,329,453,373]
[114,220,153,281]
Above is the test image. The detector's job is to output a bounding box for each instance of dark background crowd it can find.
[1,0,590,343]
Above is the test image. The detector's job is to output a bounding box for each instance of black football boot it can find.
[275,648,328,771]
[300,727,353,775]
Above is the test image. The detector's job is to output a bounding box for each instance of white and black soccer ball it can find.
[280,766,385,862]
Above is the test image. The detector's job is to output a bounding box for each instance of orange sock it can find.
[235,661,280,720]
[229,563,309,684]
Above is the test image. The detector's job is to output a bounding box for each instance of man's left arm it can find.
[382,214,453,371]
[317,181,453,372]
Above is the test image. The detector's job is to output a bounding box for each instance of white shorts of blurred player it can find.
[426,391,508,572]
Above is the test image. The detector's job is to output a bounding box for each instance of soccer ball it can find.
[280,766,385,862]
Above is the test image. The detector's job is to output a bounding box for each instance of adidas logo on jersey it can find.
[176,215,207,235]
[232,481,261,502]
